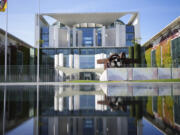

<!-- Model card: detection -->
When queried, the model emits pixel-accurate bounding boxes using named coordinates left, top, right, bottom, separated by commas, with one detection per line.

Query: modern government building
left=35, top=12, right=140, bottom=80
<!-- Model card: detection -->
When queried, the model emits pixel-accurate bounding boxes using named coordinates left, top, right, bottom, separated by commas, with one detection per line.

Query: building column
left=95, top=54, right=99, bottom=69
left=74, top=54, right=79, bottom=69
left=69, top=54, right=73, bottom=68
left=49, top=26, right=54, bottom=47
left=119, top=25, right=126, bottom=47
left=116, top=24, right=120, bottom=47
left=69, top=96, right=73, bottom=111
left=102, top=26, right=106, bottom=47
left=54, top=26, right=59, bottom=48
left=54, top=88, right=59, bottom=111
left=58, top=53, right=64, bottom=67
left=67, top=27, right=71, bottom=47
left=77, top=30, right=82, bottom=47
left=93, top=29, right=97, bottom=47
left=58, top=87, right=63, bottom=112
left=73, top=27, right=76, bottom=47
left=54, top=54, right=59, bottom=68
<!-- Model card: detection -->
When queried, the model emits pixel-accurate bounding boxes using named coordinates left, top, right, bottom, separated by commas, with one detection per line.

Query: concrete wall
left=49, top=26, right=69, bottom=48
left=100, top=83, right=180, bottom=97
left=100, top=68, right=180, bottom=81
left=119, top=25, right=126, bottom=47
left=132, top=14, right=141, bottom=44
left=105, top=28, right=116, bottom=46
left=59, top=28, right=69, bottom=47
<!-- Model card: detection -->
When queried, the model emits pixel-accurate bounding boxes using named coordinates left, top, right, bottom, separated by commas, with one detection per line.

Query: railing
left=0, top=65, right=57, bottom=82
left=1, top=64, right=180, bottom=82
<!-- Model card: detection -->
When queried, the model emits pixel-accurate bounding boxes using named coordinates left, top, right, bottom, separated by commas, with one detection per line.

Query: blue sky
left=0, top=0, right=180, bottom=46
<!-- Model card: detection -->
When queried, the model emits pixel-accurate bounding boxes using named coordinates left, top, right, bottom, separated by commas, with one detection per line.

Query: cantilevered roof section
left=41, top=12, right=138, bottom=27
left=143, top=16, right=180, bottom=47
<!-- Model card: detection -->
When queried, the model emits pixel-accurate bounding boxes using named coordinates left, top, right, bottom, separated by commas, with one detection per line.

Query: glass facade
left=126, top=25, right=134, bottom=47
left=80, top=95, right=95, bottom=109
left=40, top=48, right=129, bottom=66
left=57, top=49, right=70, bottom=55
left=41, top=49, right=55, bottom=65
left=41, top=27, right=49, bottom=48
left=80, top=49, right=95, bottom=55
left=40, top=24, right=135, bottom=48
left=64, top=55, right=69, bottom=67
left=39, top=24, right=132, bottom=68
left=80, top=55, right=95, bottom=69
left=79, top=28, right=94, bottom=47
left=97, top=29, right=102, bottom=46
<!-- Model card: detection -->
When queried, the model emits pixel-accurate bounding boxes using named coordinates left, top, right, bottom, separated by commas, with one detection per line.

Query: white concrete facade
left=73, top=54, right=80, bottom=69
left=118, top=25, right=126, bottom=47
left=58, top=53, right=64, bottom=67
left=54, top=54, right=59, bottom=67
left=36, top=12, right=140, bottom=48
left=132, top=14, right=141, bottom=43
left=69, top=54, right=73, bottom=68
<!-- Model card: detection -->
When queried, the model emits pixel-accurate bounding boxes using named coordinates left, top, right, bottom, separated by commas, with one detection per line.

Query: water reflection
left=0, top=83, right=180, bottom=135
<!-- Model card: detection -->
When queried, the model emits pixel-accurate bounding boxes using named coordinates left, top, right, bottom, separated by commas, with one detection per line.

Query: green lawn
left=131, top=79, right=180, bottom=82
left=65, top=80, right=122, bottom=83
left=65, top=79, right=180, bottom=83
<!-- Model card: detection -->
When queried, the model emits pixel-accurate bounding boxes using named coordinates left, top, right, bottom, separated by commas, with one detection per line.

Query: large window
left=41, top=27, right=49, bottom=48
left=57, top=49, right=70, bottom=55
left=80, top=49, right=95, bottom=55
left=95, top=48, right=104, bottom=54
left=79, top=28, right=94, bottom=47
left=41, top=49, right=56, bottom=65
left=73, top=49, right=79, bottom=54
left=95, top=48, right=129, bottom=56
left=80, top=95, right=95, bottom=109
left=126, top=25, right=134, bottom=47
left=126, top=25, right=134, bottom=33
left=80, top=55, right=95, bottom=69
left=97, top=29, right=102, bottom=46
left=63, top=55, right=69, bottom=67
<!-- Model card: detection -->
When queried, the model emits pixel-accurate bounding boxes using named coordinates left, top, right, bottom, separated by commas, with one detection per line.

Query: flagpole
left=36, top=0, right=40, bottom=134
left=4, top=0, right=8, bottom=82
left=37, top=0, right=40, bottom=82
left=3, top=1, right=8, bottom=134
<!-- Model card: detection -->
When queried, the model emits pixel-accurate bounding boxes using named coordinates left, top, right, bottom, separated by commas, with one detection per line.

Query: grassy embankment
left=65, top=79, right=180, bottom=83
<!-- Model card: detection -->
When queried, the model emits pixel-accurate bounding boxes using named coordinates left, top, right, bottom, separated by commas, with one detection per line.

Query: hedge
left=162, top=39, right=172, bottom=67
left=145, top=48, right=151, bottom=67
left=156, top=45, right=161, bottom=67
left=129, top=46, right=134, bottom=67
left=134, top=44, right=141, bottom=67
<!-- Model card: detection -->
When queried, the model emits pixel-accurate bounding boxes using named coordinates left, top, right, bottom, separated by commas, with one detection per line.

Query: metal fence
left=0, top=65, right=57, bottom=82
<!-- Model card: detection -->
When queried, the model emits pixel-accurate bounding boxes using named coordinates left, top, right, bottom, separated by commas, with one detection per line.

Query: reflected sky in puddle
left=0, top=83, right=180, bottom=135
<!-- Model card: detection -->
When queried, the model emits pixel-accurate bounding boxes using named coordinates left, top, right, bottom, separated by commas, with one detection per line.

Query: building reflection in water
left=52, top=85, right=140, bottom=135
left=1, top=84, right=180, bottom=135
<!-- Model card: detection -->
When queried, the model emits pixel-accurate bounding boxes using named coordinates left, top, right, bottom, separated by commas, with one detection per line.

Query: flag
left=0, top=0, right=7, bottom=12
